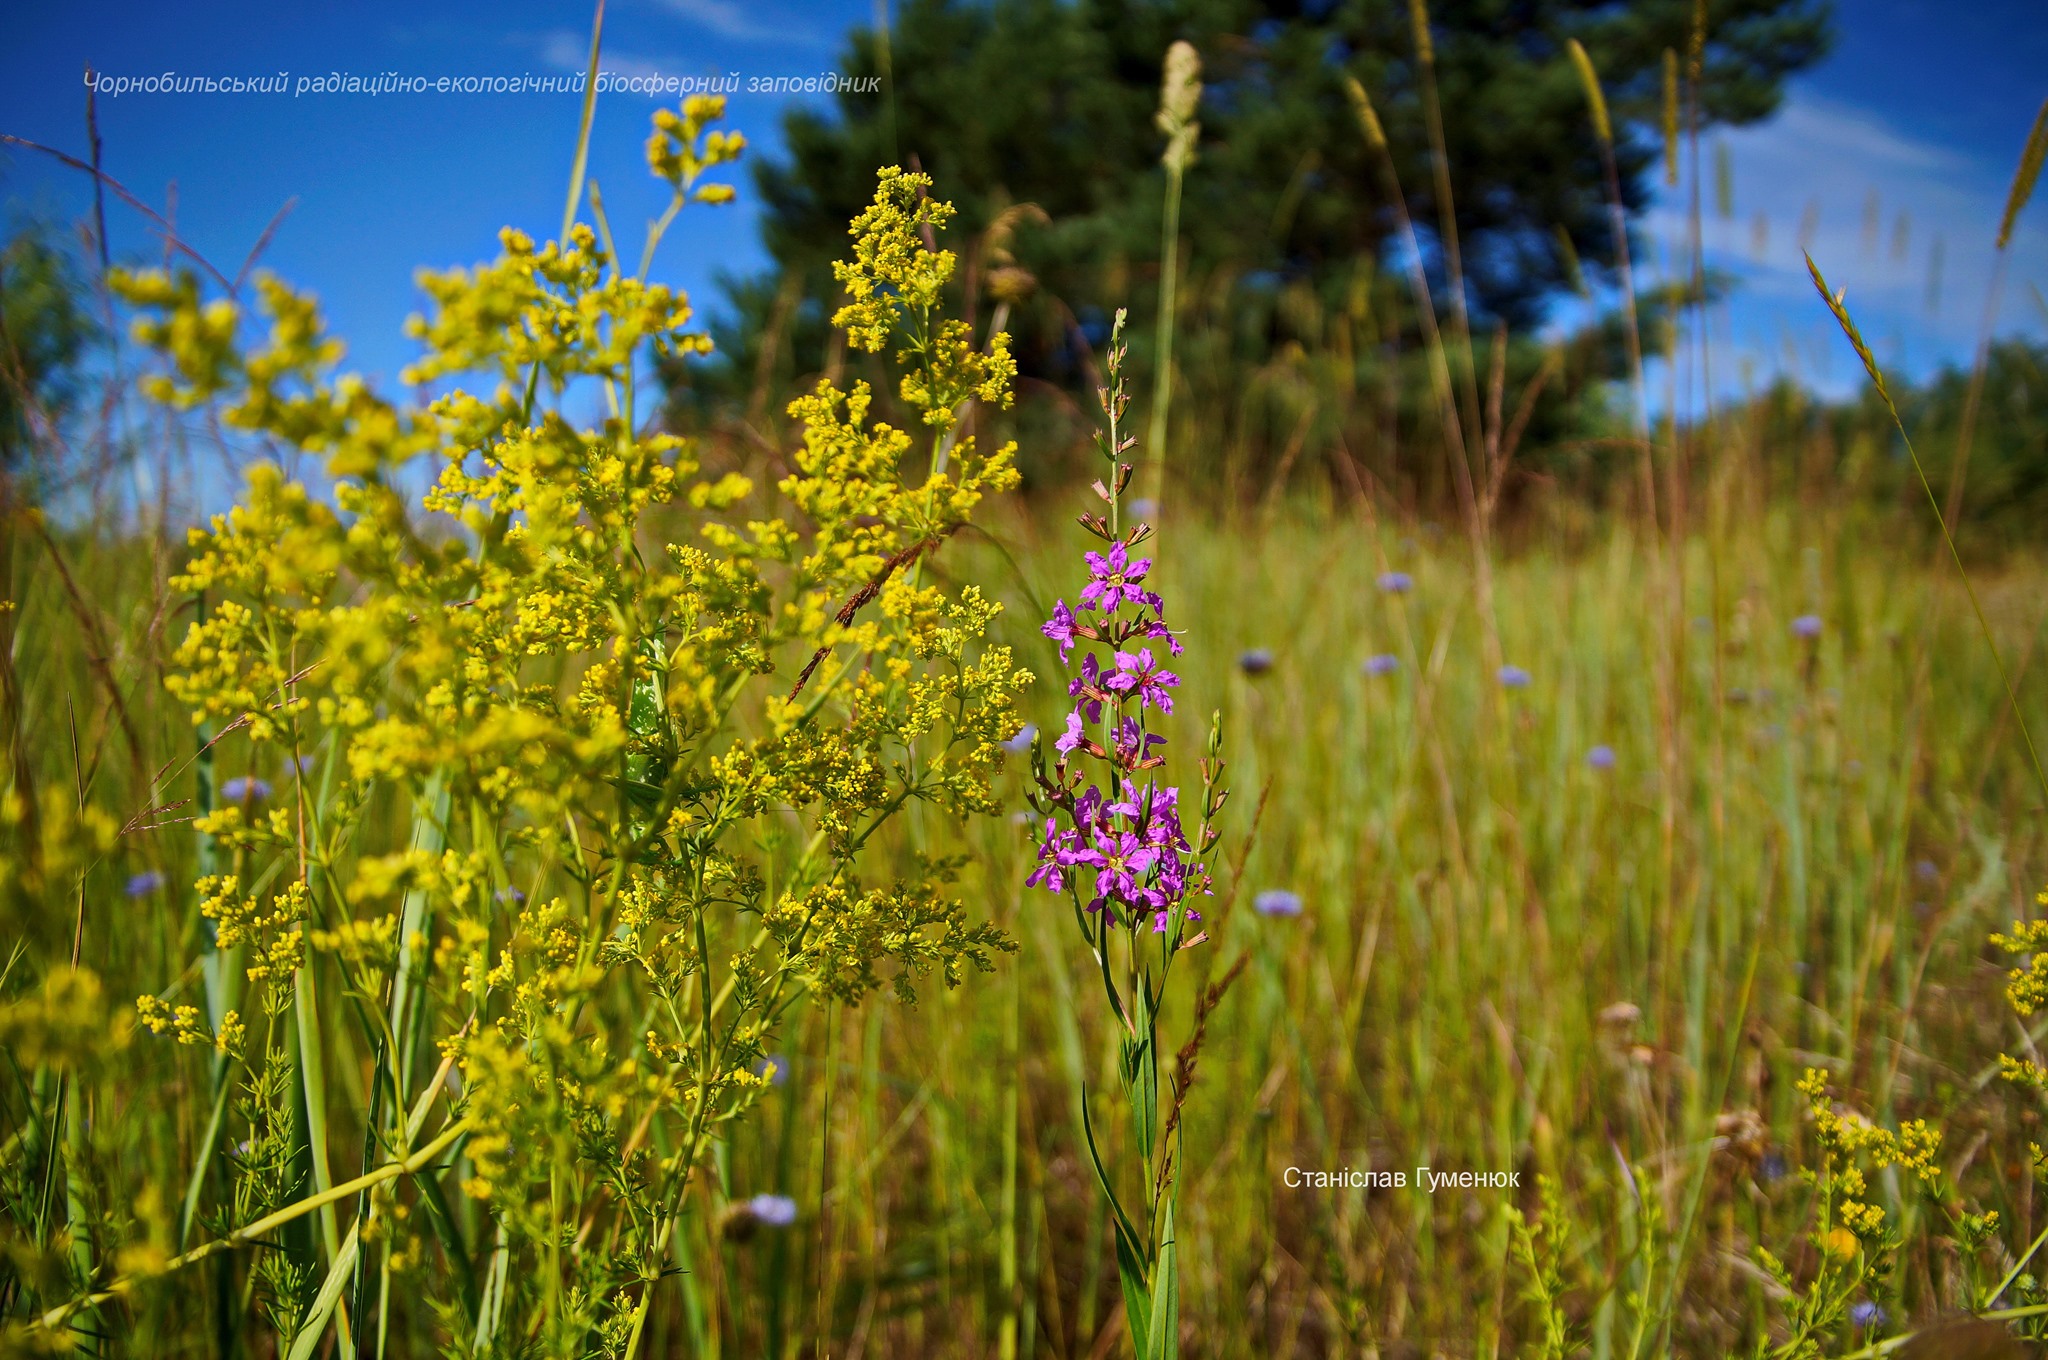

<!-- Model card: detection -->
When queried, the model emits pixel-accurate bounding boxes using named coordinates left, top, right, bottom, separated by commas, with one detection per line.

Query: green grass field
left=9, top=470, right=2048, bottom=1355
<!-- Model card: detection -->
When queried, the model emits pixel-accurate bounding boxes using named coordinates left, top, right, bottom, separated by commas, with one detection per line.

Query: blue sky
left=2, top=0, right=2045, bottom=408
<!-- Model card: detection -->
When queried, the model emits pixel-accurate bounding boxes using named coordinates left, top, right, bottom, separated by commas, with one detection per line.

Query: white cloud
left=1634, top=88, right=2048, bottom=402
left=652, top=0, right=807, bottom=45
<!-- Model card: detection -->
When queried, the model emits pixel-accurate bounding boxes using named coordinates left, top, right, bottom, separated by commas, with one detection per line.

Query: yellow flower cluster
left=1796, top=1068, right=1942, bottom=1245
left=110, top=96, right=1031, bottom=1348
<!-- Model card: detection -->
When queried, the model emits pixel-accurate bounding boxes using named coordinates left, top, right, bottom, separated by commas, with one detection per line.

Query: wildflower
left=220, top=776, right=271, bottom=803
left=748, top=1194, right=798, bottom=1227
left=1002, top=724, right=1038, bottom=753
left=1128, top=497, right=1160, bottom=520
left=1042, top=600, right=1080, bottom=664
left=1105, top=648, right=1178, bottom=714
left=1914, top=858, right=1939, bottom=883
left=1238, top=648, right=1273, bottom=676
left=1792, top=613, right=1823, bottom=638
left=1376, top=571, right=1413, bottom=593
left=1082, top=540, right=1162, bottom=614
left=1849, top=1301, right=1886, bottom=1329
left=126, top=870, right=166, bottom=898
left=1587, top=744, right=1616, bottom=770
left=751, top=1055, right=787, bottom=1086
left=1362, top=653, right=1398, bottom=676
left=1254, top=889, right=1303, bottom=918
left=1498, top=665, right=1531, bottom=689
left=1025, top=311, right=1220, bottom=942
left=288, top=753, right=315, bottom=775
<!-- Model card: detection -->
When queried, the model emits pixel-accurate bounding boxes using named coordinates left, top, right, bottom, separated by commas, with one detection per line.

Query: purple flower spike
left=1587, top=744, right=1616, bottom=770
left=1254, top=889, right=1303, bottom=917
left=1498, top=665, right=1531, bottom=689
left=1377, top=571, right=1413, bottom=594
left=1792, top=614, right=1822, bottom=638
left=1363, top=653, right=1398, bottom=676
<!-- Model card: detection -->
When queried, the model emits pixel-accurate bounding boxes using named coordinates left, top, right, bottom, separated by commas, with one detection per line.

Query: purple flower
left=1028, top=817, right=1104, bottom=894
left=752, top=1055, right=788, bottom=1086
left=1142, top=617, right=1186, bottom=657
left=1080, top=541, right=1161, bottom=614
left=221, top=776, right=271, bottom=803
left=495, top=886, right=525, bottom=904
left=1587, top=744, right=1616, bottom=770
left=1003, top=724, right=1038, bottom=754
left=125, top=870, right=166, bottom=898
left=1498, top=665, right=1531, bottom=689
left=1128, top=497, right=1160, bottom=521
left=1110, top=719, right=1165, bottom=766
left=1848, top=1301, right=1885, bottom=1329
left=1792, top=614, right=1822, bottom=638
left=1376, top=571, right=1413, bottom=594
left=1105, top=648, right=1178, bottom=714
left=1042, top=600, right=1080, bottom=663
left=1254, top=889, right=1303, bottom=917
left=747, top=1194, right=798, bottom=1227
left=1025, top=518, right=1214, bottom=939
left=288, top=753, right=316, bottom=775
left=1068, top=653, right=1107, bottom=722
left=1362, top=653, right=1398, bottom=676
left=1238, top=648, right=1273, bottom=676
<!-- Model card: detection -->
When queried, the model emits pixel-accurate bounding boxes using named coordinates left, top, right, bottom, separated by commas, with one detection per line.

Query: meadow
left=7, top=14, right=2048, bottom=1360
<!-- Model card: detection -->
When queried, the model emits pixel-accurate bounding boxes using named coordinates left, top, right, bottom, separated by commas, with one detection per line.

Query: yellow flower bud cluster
left=109, top=96, right=1033, bottom=1344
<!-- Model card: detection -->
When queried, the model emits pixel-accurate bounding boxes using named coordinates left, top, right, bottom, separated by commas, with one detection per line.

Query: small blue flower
left=1253, top=889, right=1303, bottom=918
left=1848, top=1300, right=1886, bottom=1329
left=1587, top=745, right=1616, bottom=770
left=1498, top=665, right=1531, bottom=689
left=1128, top=497, right=1160, bottom=521
left=220, top=776, right=271, bottom=803
left=1792, top=614, right=1823, bottom=638
left=1376, top=571, right=1413, bottom=594
left=1238, top=648, right=1274, bottom=676
left=1362, top=653, right=1399, bottom=676
left=752, top=1055, right=788, bottom=1086
left=1002, top=724, right=1037, bottom=754
left=289, top=753, right=316, bottom=775
left=126, top=870, right=166, bottom=898
left=747, top=1194, right=798, bottom=1227
left=495, top=886, right=525, bottom=904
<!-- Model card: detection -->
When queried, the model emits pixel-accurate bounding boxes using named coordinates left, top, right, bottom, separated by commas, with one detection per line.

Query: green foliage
left=0, top=220, right=99, bottom=484
left=728, top=0, right=1826, bottom=367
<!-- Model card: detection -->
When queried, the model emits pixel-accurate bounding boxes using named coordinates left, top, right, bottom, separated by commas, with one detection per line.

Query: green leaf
left=1146, top=1196, right=1179, bottom=1360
